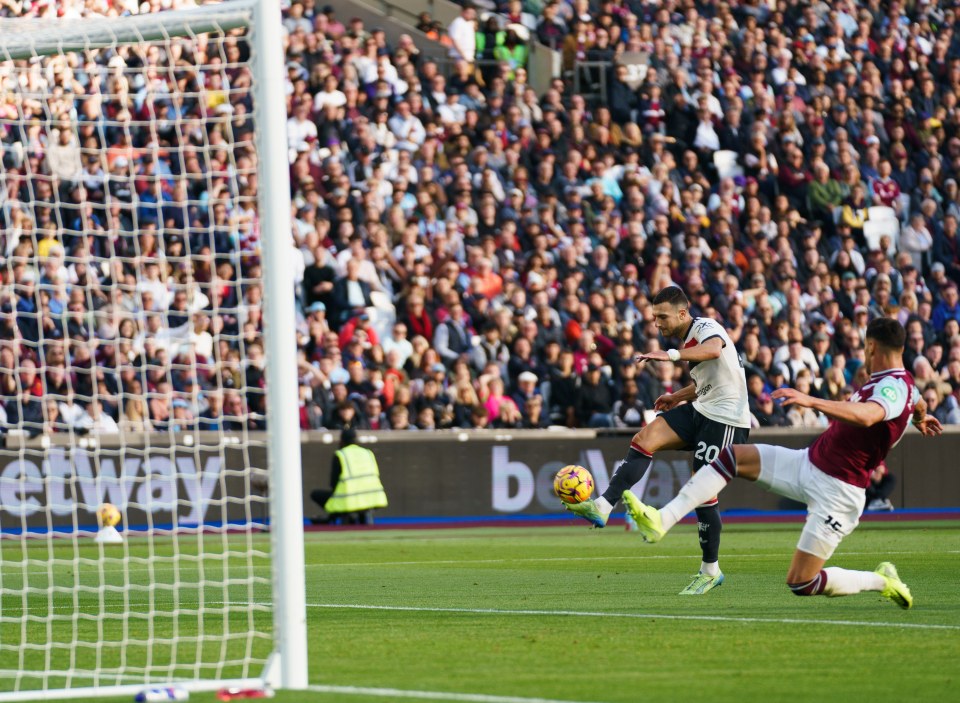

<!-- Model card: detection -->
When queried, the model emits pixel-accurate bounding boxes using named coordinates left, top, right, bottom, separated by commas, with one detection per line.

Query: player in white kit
left=623, top=318, right=942, bottom=608
left=567, top=286, right=751, bottom=595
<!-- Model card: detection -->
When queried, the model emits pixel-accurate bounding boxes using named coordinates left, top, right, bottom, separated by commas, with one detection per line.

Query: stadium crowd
left=2, top=0, right=960, bottom=437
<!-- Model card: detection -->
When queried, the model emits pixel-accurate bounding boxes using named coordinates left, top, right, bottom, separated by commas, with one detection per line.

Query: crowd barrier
left=1, top=426, right=958, bottom=532
left=298, top=426, right=960, bottom=518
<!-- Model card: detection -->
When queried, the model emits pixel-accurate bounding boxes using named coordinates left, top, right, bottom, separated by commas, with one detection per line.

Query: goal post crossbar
left=0, top=0, right=256, bottom=62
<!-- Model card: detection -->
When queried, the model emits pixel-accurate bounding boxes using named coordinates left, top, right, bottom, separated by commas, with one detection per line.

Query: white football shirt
left=682, top=317, right=751, bottom=428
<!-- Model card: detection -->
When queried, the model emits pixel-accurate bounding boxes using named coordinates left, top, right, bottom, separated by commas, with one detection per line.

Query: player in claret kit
left=566, top=286, right=751, bottom=595
left=623, top=318, right=942, bottom=608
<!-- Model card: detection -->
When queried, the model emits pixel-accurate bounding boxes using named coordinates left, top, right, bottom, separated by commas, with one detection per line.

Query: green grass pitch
left=2, top=520, right=959, bottom=703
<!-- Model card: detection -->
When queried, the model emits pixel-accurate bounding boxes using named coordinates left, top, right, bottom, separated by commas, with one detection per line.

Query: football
left=97, top=503, right=121, bottom=529
left=553, top=465, right=594, bottom=504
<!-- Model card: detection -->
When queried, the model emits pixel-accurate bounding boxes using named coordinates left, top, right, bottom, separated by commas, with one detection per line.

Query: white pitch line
left=6, top=600, right=959, bottom=633
left=307, top=684, right=604, bottom=703
left=306, top=602, right=960, bottom=632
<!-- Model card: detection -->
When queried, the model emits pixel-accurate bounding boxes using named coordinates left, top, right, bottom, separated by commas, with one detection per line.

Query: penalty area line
left=307, top=602, right=960, bottom=632
left=307, top=684, right=603, bottom=703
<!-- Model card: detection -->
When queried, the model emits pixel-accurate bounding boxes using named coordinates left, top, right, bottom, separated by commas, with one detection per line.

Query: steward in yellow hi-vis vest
left=310, top=427, right=387, bottom=525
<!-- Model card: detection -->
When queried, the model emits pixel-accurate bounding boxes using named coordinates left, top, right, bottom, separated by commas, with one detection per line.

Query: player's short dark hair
left=866, top=318, right=906, bottom=350
left=652, top=286, right=689, bottom=309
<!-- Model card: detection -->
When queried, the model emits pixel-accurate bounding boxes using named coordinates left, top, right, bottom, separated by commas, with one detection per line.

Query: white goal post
left=0, top=0, right=308, bottom=698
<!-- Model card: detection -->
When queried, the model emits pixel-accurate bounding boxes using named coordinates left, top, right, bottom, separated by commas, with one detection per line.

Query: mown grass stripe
left=9, top=549, right=957, bottom=575
left=307, top=684, right=604, bottom=703
left=305, top=602, right=960, bottom=631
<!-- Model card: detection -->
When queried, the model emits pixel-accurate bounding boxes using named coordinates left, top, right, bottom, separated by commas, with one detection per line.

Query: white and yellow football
left=97, top=503, right=122, bottom=529
left=553, top=465, right=594, bottom=504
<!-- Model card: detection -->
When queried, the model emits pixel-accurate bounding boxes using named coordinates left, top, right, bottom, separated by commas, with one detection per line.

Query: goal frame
left=0, top=0, right=309, bottom=697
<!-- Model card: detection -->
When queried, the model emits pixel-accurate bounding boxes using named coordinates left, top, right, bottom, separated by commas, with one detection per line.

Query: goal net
left=0, top=1, right=307, bottom=698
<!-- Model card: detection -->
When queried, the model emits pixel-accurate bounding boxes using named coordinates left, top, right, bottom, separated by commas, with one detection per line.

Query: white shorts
left=756, top=444, right=867, bottom=560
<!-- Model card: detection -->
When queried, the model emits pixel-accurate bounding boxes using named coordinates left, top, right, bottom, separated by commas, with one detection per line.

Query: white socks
left=822, top=567, right=887, bottom=597
left=594, top=495, right=613, bottom=517
left=700, top=561, right=720, bottom=577
left=660, top=466, right=730, bottom=532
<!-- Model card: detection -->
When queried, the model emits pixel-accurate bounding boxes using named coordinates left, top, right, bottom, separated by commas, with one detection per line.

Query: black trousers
left=866, top=474, right=896, bottom=503
left=310, top=488, right=374, bottom=525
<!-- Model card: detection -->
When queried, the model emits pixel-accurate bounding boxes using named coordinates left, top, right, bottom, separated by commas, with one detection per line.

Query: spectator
left=807, top=163, right=844, bottom=227
left=932, top=284, right=960, bottom=333
left=387, top=100, right=426, bottom=152
left=382, top=321, right=414, bottom=369
left=576, top=364, right=615, bottom=428
left=433, top=301, right=472, bottom=368
left=520, top=394, right=548, bottom=429
left=470, top=321, right=509, bottom=375
left=447, top=2, right=477, bottom=64
left=42, top=399, right=62, bottom=435
left=400, top=295, right=433, bottom=343
left=511, top=370, right=541, bottom=411
left=612, top=378, right=647, bottom=429
left=58, top=391, right=85, bottom=430
left=5, top=387, right=44, bottom=437
left=46, top=124, right=83, bottom=183
left=467, top=404, right=490, bottom=429
left=491, top=398, right=522, bottom=429
left=303, top=248, right=337, bottom=311
left=332, top=259, right=373, bottom=327
left=901, top=214, right=934, bottom=272
left=1, top=0, right=959, bottom=443
left=170, top=399, right=196, bottom=433
left=922, top=383, right=960, bottom=426
left=388, top=404, right=412, bottom=430
left=493, top=25, right=529, bottom=82
left=865, top=461, right=897, bottom=512
left=751, top=392, right=788, bottom=428
left=360, top=396, right=389, bottom=430
left=416, top=12, right=440, bottom=38
left=784, top=372, right=823, bottom=428
left=199, top=392, right=225, bottom=431
left=414, top=374, right=451, bottom=425
left=934, top=215, right=960, bottom=286
left=416, top=405, right=438, bottom=430
left=537, top=2, right=567, bottom=48
left=120, top=396, right=151, bottom=433
left=74, top=399, right=120, bottom=435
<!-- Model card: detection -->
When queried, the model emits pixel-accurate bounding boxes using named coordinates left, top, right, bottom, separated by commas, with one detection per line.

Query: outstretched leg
left=786, top=550, right=911, bottom=608
left=624, top=443, right=914, bottom=608
left=565, top=416, right=686, bottom=527
left=622, top=444, right=760, bottom=542
left=602, top=442, right=654, bottom=505
left=663, top=445, right=760, bottom=531
left=603, top=417, right=687, bottom=502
